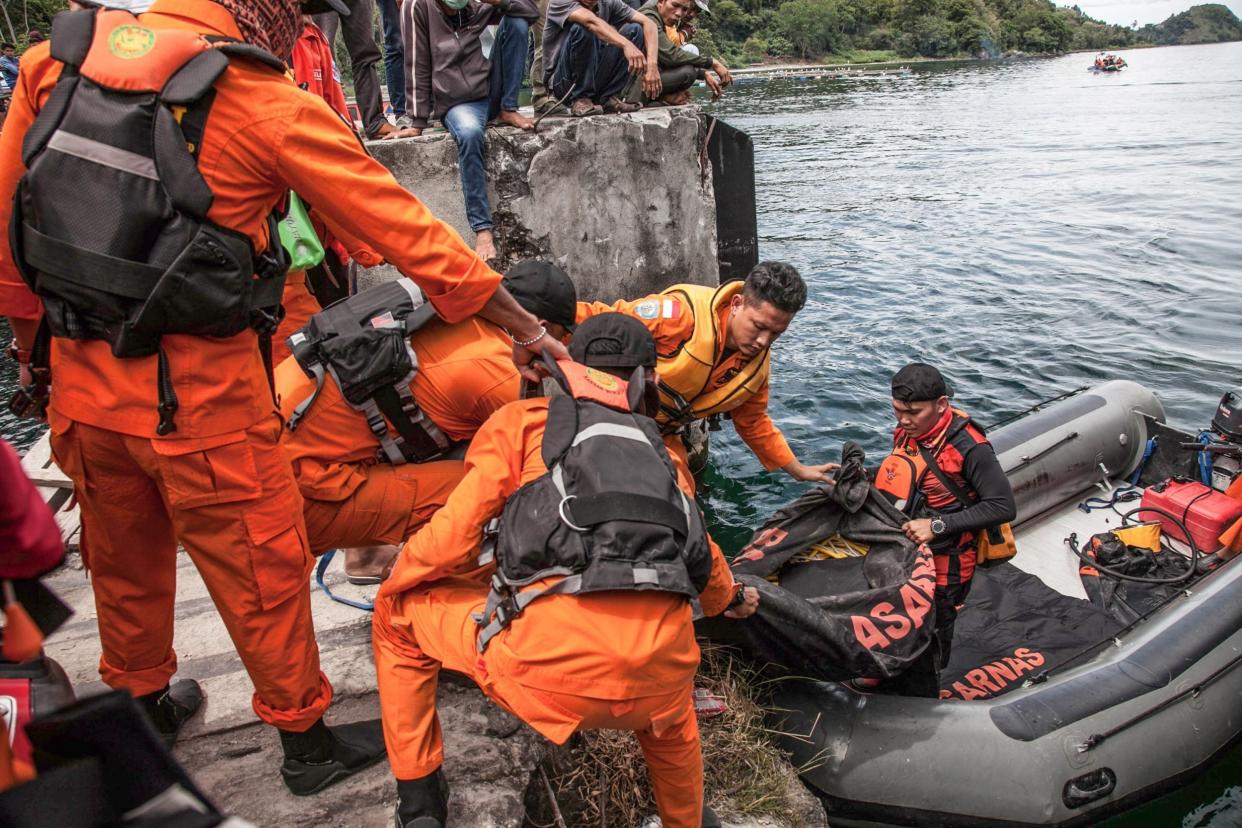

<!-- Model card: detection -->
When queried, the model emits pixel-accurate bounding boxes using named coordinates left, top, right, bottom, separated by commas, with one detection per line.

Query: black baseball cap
left=303, top=0, right=351, bottom=17
left=570, top=313, right=657, bottom=370
left=503, top=260, right=578, bottom=332
left=891, top=362, right=951, bottom=402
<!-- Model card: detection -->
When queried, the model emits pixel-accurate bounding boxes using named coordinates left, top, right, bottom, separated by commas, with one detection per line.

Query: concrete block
left=361, top=107, right=719, bottom=302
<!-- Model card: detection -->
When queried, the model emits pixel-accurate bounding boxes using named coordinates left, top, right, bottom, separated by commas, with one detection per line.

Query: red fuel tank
left=1140, top=479, right=1242, bottom=554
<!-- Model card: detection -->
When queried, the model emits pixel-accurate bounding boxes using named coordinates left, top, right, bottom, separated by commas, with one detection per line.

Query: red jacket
left=0, top=439, right=63, bottom=579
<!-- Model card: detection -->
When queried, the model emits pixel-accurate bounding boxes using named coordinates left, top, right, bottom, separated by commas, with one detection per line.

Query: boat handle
left=1062, top=768, right=1116, bottom=808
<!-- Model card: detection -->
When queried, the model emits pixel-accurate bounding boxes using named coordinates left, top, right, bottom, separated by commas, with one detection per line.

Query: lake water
left=2, top=41, right=1239, bottom=826
left=700, top=42, right=1242, bottom=827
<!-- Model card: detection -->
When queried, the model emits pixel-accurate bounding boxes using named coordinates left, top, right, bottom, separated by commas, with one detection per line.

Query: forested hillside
left=695, top=0, right=1149, bottom=64
left=1139, top=3, right=1242, bottom=44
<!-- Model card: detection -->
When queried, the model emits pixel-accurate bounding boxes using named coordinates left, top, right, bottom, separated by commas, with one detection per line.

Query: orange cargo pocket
left=152, top=431, right=261, bottom=510
left=244, top=493, right=314, bottom=611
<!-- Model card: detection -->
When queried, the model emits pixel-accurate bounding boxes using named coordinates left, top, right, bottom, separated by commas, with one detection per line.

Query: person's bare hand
left=724, top=586, right=760, bottom=619
left=512, top=332, right=570, bottom=384
left=643, top=65, right=662, bottom=99
left=623, top=42, right=646, bottom=75
left=705, top=72, right=722, bottom=100
left=383, top=127, right=423, bottom=139
left=902, top=519, right=936, bottom=544
left=713, top=60, right=732, bottom=87
left=784, top=460, right=836, bottom=483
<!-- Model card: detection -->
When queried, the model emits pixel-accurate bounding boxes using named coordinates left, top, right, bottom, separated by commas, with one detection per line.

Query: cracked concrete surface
left=361, top=107, right=718, bottom=300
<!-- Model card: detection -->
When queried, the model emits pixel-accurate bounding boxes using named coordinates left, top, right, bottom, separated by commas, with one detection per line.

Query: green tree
left=777, top=0, right=856, bottom=57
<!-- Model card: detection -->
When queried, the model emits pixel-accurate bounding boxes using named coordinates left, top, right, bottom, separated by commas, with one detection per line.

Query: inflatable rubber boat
left=721, top=381, right=1242, bottom=827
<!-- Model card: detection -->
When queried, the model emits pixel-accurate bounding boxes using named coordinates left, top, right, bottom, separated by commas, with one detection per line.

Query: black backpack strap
left=541, top=395, right=578, bottom=467
left=49, top=8, right=98, bottom=67
left=211, top=41, right=288, bottom=74
left=564, top=493, right=689, bottom=537
left=370, top=385, right=450, bottom=462
left=160, top=48, right=229, bottom=104
left=21, top=10, right=98, bottom=165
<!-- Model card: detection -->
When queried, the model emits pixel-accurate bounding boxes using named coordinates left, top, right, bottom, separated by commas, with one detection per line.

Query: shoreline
left=730, top=42, right=1177, bottom=76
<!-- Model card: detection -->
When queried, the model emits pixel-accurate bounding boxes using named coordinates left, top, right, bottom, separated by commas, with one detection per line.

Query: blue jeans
left=377, top=0, right=406, bottom=117
left=549, top=21, right=644, bottom=105
left=442, top=16, right=529, bottom=232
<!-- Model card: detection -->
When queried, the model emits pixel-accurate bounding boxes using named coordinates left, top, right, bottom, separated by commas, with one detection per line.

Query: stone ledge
left=361, top=106, right=719, bottom=301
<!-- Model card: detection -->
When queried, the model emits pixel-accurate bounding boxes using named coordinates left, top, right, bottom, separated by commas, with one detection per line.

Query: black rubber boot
left=394, top=768, right=449, bottom=828
left=702, top=804, right=723, bottom=827
left=136, top=679, right=203, bottom=748
left=279, top=718, right=388, bottom=796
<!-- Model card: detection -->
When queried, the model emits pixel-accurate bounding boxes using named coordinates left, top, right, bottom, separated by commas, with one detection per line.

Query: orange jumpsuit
left=275, top=318, right=522, bottom=552
left=577, top=293, right=795, bottom=494
left=0, top=0, right=500, bottom=731
left=371, top=398, right=739, bottom=828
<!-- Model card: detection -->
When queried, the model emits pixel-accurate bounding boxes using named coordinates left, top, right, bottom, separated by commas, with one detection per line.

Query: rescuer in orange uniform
left=0, top=0, right=566, bottom=795
left=275, top=261, right=578, bottom=580
left=577, top=261, right=833, bottom=495
left=372, top=314, right=758, bottom=828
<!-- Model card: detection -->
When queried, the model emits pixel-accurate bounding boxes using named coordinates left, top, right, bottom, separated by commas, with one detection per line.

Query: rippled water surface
left=700, top=42, right=1242, bottom=825
left=1, top=41, right=1239, bottom=825
left=699, top=42, right=1242, bottom=550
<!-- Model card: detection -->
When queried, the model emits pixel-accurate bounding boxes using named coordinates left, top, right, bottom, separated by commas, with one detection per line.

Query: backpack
left=474, top=358, right=713, bottom=652
left=285, top=278, right=454, bottom=464
left=10, top=9, right=291, bottom=434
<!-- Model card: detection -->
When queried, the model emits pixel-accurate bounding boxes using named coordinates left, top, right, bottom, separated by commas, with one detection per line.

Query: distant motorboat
left=1090, top=53, right=1128, bottom=72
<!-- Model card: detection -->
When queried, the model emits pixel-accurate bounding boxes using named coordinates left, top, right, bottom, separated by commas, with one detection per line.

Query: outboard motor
left=1205, top=389, right=1242, bottom=491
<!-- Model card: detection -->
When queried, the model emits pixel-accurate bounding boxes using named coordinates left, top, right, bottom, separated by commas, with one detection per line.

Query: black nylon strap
left=22, top=224, right=164, bottom=297
left=566, top=493, right=688, bottom=536
left=372, top=384, right=446, bottom=462
left=916, top=443, right=976, bottom=510
left=49, top=8, right=97, bottom=67
left=212, top=41, right=287, bottom=73
left=160, top=48, right=229, bottom=104
left=152, top=105, right=214, bottom=218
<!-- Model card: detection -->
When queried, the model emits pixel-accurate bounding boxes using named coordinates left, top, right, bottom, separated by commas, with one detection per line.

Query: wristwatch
left=930, top=517, right=947, bottom=537
left=726, top=586, right=747, bottom=610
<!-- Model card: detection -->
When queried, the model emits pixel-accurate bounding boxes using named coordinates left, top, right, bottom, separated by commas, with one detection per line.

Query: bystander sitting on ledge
left=633, top=0, right=731, bottom=105
left=393, top=0, right=539, bottom=261
left=543, top=0, right=662, bottom=115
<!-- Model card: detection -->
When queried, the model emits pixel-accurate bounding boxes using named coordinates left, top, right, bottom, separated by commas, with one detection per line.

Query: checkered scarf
left=213, top=0, right=302, bottom=59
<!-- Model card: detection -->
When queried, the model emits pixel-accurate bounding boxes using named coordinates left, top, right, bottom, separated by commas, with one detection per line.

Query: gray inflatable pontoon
left=773, top=381, right=1242, bottom=826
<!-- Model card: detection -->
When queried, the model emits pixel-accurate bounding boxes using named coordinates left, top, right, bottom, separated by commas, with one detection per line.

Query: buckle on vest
left=156, top=398, right=179, bottom=436
left=492, top=595, right=518, bottom=628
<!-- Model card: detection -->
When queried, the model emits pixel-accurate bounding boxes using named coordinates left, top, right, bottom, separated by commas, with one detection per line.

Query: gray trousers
left=530, top=0, right=551, bottom=108
left=314, top=0, right=387, bottom=138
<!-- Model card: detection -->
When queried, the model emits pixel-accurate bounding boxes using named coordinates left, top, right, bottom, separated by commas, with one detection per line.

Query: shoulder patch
left=636, top=300, right=659, bottom=319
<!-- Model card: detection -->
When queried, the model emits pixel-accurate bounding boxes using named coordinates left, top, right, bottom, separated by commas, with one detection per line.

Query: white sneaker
left=394, top=114, right=415, bottom=130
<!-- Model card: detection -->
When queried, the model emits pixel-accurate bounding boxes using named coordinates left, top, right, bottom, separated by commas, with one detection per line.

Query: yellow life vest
left=655, top=281, right=770, bottom=431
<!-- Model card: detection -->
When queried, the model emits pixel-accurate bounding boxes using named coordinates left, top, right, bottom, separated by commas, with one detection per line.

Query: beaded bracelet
left=511, top=326, right=547, bottom=348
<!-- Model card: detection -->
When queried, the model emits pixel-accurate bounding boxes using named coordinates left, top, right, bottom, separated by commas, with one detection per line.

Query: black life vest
left=474, top=359, right=713, bottom=652
left=11, top=9, right=291, bottom=434
left=285, top=278, right=454, bottom=464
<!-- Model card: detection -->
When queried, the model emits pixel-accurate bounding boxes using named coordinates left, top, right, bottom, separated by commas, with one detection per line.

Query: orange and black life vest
left=15, top=8, right=290, bottom=434
left=874, top=410, right=984, bottom=515
left=474, top=357, right=711, bottom=652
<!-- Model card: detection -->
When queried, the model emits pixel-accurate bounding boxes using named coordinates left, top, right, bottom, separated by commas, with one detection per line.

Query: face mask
left=440, top=0, right=470, bottom=11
